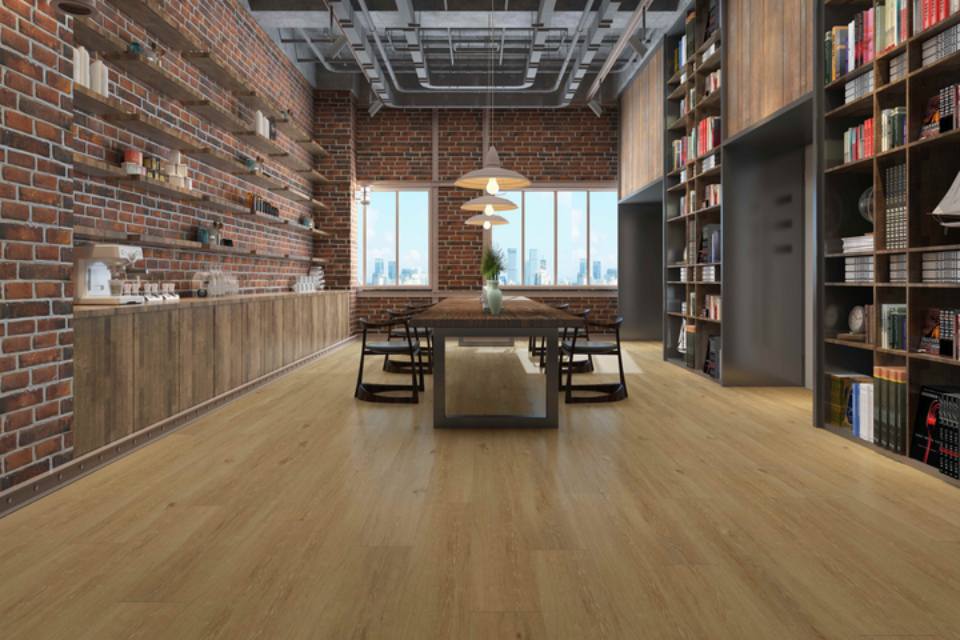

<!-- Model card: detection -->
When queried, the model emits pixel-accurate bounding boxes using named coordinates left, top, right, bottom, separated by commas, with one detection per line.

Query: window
left=359, top=189, right=430, bottom=287
left=491, top=189, right=618, bottom=287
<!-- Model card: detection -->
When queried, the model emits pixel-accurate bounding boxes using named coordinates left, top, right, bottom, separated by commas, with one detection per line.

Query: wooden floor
left=2, top=341, right=960, bottom=639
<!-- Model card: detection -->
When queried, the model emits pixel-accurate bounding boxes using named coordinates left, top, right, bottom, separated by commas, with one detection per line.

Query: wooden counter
left=73, top=291, right=351, bottom=455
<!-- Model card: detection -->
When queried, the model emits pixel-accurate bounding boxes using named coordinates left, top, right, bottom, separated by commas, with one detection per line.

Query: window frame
left=490, top=187, right=619, bottom=291
left=358, top=186, right=433, bottom=290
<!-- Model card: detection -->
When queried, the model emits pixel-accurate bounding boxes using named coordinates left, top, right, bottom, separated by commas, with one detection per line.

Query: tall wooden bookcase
left=663, top=0, right=725, bottom=383
left=817, top=0, right=960, bottom=481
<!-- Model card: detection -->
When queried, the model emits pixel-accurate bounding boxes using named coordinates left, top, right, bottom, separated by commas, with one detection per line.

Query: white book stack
left=889, top=254, right=907, bottom=282
left=922, top=250, right=960, bottom=283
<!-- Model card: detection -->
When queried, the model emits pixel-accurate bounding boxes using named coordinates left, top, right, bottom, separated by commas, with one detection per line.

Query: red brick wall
left=1, top=0, right=75, bottom=491
left=72, top=0, right=319, bottom=293
left=314, top=91, right=356, bottom=290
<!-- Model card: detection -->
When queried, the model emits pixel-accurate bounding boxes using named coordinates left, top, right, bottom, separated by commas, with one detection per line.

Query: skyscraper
left=372, top=258, right=385, bottom=285
left=578, top=258, right=587, bottom=285
left=592, top=260, right=602, bottom=283
left=526, top=249, right=539, bottom=286
left=506, top=248, right=519, bottom=285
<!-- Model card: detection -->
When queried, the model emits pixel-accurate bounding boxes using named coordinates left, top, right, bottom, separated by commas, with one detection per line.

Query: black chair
left=355, top=316, right=425, bottom=403
left=383, top=305, right=434, bottom=374
left=548, top=308, right=595, bottom=374
left=529, top=303, right=569, bottom=362
left=560, top=316, right=627, bottom=403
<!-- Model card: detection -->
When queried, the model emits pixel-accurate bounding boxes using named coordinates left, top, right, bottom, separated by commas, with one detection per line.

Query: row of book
left=877, top=0, right=911, bottom=52
left=879, top=107, right=907, bottom=151
left=844, top=255, right=875, bottom=282
left=921, top=249, right=960, bottom=283
left=825, top=8, right=876, bottom=83
left=700, top=265, right=719, bottom=282
left=885, top=163, right=908, bottom=249
left=678, top=192, right=695, bottom=215
left=827, top=368, right=908, bottom=452
left=701, top=153, right=719, bottom=172
left=882, top=303, right=908, bottom=350
left=672, top=139, right=688, bottom=172
left=689, top=116, right=722, bottom=159
left=703, top=184, right=721, bottom=209
left=700, top=224, right=721, bottom=264
left=889, top=52, right=907, bottom=83
left=890, top=253, right=907, bottom=282
left=841, top=233, right=874, bottom=253
left=704, top=70, right=721, bottom=96
left=844, top=72, right=874, bottom=104
left=915, top=0, right=960, bottom=33
left=702, top=294, right=721, bottom=321
left=920, top=20, right=960, bottom=65
left=842, top=117, right=874, bottom=164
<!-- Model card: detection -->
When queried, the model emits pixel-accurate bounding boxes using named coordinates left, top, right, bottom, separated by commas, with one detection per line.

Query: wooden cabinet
left=619, top=45, right=664, bottom=199
left=74, top=292, right=351, bottom=455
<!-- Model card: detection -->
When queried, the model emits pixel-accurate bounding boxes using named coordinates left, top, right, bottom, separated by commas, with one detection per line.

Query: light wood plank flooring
left=2, top=341, right=959, bottom=639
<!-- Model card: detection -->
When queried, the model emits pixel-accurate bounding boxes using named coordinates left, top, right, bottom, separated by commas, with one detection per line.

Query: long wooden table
left=411, top=296, right=582, bottom=429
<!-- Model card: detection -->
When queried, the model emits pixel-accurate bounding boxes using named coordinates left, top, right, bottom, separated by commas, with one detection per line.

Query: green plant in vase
left=481, top=247, right=504, bottom=315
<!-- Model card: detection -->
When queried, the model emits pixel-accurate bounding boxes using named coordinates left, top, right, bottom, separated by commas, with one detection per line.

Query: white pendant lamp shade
left=460, top=194, right=518, bottom=213
left=932, top=170, right=960, bottom=227
left=455, top=146, right=531, bottom=192
left=466, top=213, right=509, bottom=230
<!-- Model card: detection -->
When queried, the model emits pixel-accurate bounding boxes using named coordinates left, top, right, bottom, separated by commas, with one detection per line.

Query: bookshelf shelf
left=661, top=0, right=723, bottom=385
left=818, top=0, right=960, bottom=486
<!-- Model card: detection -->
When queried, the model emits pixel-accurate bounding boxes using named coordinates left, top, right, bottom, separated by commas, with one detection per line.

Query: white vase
left=485, top=280, right=503, bottom=315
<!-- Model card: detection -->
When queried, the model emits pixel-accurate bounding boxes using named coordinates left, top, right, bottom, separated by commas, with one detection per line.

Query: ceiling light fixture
left=455, top=0, right=530, bottom=198
left=466, top=213, right=509, bottom=230
left=461, top=194, right=518, bottom=213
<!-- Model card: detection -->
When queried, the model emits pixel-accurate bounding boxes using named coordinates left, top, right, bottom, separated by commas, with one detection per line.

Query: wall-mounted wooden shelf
left=196, top=195, right=247, bottom=215
left=231, top=169, right=282, bottom=190
left=188, top=147, right=248, bottom=174
left=183, top=99, right=248, bottom=132
left=234, top=130, right=284, bottom=157
left=269, top=186, right=311, bottom=203
left=235, top=89, right=283, bottom=120
left=299, top=168, right=331, bottom=183
left=73, top=17, right=126, bottom=53
left=73, top=152, right=126, bottom=179
left=104, top=53, right=204, bottom=104
left=114, top=175, right=201, bottom=202
left=296, top=138, right=328, bottom=156
left=104, top=0, right=203, bottom=52
left=103, top=111, right=201, bottom=153
left=269, top=152, right=313, bottom=173
left=74, top=85, right=131, bottom=118
left=182, top=50, right=249, bottom=94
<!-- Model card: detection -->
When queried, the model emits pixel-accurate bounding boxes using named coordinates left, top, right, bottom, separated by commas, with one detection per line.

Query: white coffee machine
left=73, top=244, right=146, bottom=305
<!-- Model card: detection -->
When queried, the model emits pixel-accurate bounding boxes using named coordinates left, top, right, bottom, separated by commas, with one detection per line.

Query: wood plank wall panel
left=74, top=293, right=351, bottom=455
left=178, top=306, right=216, bottom=413
left=726, top=0, right=812, bottom=137
left=619, top=45, right=664, bottom=199
left=134, top=310, right=181, bottom=432
left=215, top=303, right=244, bottom=396
left=73, top=316, right=135, bottom=456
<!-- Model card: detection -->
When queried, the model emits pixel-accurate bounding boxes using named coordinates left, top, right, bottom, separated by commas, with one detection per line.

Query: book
left=881, top=304, right=908, bottom=350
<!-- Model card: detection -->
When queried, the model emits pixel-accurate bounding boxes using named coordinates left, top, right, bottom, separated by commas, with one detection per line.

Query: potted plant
left=481, top=247, right=504, bottom=315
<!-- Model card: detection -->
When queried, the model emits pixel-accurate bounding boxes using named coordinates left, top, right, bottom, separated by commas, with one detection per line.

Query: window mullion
left=553, top=191, right=558, bottom=287
left=395, top=191, right=400, bottom=286
left=586, top=190, right=591, bottom=286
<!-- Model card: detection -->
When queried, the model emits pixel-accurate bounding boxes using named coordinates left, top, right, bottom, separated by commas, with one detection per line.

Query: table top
left=410, top=296, right=583, bottom=329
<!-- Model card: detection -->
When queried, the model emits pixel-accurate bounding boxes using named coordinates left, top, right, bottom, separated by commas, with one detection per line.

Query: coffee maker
left=73, top=244, right=146, bottom=305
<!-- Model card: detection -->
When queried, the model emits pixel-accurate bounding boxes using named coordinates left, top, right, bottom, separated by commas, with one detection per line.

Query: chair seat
left=562, top=340, right=618, bottom=355
left=366, top=342, right=421, bottom=355
left=389, top=328, right=431, bottom=339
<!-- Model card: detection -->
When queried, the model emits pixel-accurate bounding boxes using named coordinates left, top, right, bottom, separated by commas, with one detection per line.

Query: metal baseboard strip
left=0, top=336, right=357, bottom=519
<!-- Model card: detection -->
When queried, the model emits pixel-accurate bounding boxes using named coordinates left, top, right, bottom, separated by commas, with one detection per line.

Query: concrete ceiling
left=242, top=0, right=682, bottom=109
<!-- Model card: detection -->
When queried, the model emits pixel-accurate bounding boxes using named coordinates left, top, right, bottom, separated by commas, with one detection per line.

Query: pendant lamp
left=932, top=170, right=960, bottom=228
left=466, top=213, right=509, bottom=230
left=461, top=194, right=517, bottom=213
left=456, top=146, right=531, bottom=194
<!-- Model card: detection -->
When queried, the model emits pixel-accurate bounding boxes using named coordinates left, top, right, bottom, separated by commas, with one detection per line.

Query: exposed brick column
left=1, top=1, right=75, bottom=491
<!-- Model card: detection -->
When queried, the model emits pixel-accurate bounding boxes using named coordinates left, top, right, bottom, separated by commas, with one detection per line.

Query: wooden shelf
left=182, top=50, right=250, bottom=94
left=269, top=152, right=313, bottom=173
left=311, top=198, right=329, bottom=210
left=73, top=85, right=131, bottom=118
left=183, top=99, right=248, bottom=132
left=114, top=175, right=201, bottom=202
left=234, top=131, right=285, bottom=157
left=73, top=17, right=126, bottom=53
left=825, top=63, right=874, bottom=91
left=196, top=194, right=247, bottom=215
left=825, top=337, right=875, bottom=351
left=234, top=89, right=283, bottom=120
left=825, top=94, right=873, bottom=119
left=188, top=147, right=248, bottom=174
left=298, top=168, right=331, bottom=183
left=296, top=138, right=329, bottom=156
left=910, top=352, right=960, bottom=367
left=103, top=111, right=201, bottom=153
left=825, top=156, right=874, bottom=175
left=73, top=153, right=125, bottom=179
left=104, top=0, right=202, bottom=52
left=231, top=169, right=282, bottom=190
left=104, top=53, right=204, bottom=104
left=269, top=186, right=311, bottom=203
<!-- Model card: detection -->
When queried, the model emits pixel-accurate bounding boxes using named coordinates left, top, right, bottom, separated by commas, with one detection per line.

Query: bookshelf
left=663, top=0, right=724, bottom=383
left=818, top=0, right=960, bottom=483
